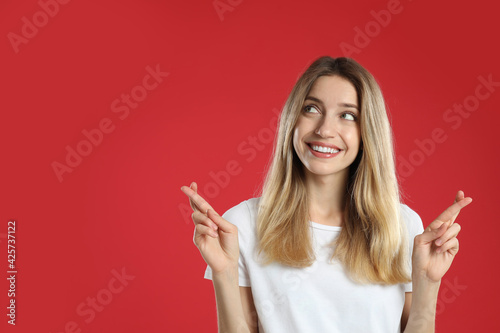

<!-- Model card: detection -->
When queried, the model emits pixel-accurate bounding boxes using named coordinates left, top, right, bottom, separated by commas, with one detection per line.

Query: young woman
left=181, top=56, right=472, bottom=333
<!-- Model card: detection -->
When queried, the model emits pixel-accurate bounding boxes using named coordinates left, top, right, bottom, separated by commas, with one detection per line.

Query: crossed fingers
left=181, top=182, right=214, bottom=215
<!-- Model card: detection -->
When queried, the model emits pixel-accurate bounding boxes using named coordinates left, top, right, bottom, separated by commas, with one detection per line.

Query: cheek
left=292, top=127, right=300, bottom=152
left=343, top=127, right=361, bottom=149
left=355, top=128, right=361, bottom=146
left=292, top=118, right=309, bottom=143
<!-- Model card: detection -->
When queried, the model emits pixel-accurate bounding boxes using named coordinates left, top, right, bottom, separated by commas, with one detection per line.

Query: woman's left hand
left=412, top=191, right=473, bottom=283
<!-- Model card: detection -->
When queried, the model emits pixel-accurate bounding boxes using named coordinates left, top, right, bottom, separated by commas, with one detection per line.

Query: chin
left=305, top=167, right=346, bottom=177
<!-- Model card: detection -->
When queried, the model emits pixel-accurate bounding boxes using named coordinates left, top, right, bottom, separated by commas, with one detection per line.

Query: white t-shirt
left=204, top=197, right=424, bottom=333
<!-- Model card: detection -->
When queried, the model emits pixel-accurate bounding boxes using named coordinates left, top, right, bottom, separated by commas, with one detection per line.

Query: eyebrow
left=304, top=96, right=359, bottom=110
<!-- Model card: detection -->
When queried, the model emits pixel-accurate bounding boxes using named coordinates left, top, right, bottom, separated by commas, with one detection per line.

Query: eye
left=341, top=112, right=357, bottom=121
left=303, top=105, right=320, bottom=114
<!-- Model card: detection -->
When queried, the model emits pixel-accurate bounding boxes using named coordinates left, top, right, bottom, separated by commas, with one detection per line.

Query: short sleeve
left=203, top=200, right=253, bottom=287
left=401, top=204, right=425, bottom=292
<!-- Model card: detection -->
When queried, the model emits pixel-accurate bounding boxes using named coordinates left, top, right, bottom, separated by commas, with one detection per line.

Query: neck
left=304, top=169, right=349, bottom=227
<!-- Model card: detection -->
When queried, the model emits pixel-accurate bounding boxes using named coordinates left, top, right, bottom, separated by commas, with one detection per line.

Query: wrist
left=212, top=265, right=239, bottom=284
left=412, top=270, right=442, bottom=289
left=405, top=273, right=441, bottom=333
left=410, top=272, right=441, bottom=311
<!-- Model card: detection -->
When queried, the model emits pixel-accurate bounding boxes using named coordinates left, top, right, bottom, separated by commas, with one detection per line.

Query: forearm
left=404, top=274, right=441, bottom=333
left=212, top=267, right=250, bottom=333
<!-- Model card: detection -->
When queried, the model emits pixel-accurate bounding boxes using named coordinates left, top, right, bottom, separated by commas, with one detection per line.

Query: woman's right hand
left=180, top=182, right=240, bottom=275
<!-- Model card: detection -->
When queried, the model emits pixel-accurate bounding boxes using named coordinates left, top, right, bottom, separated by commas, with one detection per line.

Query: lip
left=306, top=142, right=342, bottom=158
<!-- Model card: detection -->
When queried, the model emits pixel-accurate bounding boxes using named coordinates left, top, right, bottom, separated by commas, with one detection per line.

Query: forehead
left=308, top=75, right=358, bottom=104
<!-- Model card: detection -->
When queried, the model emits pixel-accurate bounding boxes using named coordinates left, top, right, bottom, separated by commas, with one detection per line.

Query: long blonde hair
left=256, top=56, right=411, bottom=285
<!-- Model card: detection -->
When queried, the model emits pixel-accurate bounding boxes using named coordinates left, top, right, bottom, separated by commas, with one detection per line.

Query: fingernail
left=212, top=224, right=218, bottom=231
left=435, top=239, right=442, bottom=246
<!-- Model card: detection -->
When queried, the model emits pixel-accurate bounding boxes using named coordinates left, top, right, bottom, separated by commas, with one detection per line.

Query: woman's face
left=292, top=75, right=361, bottom=180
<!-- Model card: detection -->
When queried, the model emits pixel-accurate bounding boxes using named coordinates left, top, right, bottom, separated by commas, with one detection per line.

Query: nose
left=314, top=115, right=338, bottom=138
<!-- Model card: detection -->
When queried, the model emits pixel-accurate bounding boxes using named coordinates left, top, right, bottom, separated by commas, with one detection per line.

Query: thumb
left=417, top=222, right=447, bottom=244
left=207, top=209, right=236, bottom=234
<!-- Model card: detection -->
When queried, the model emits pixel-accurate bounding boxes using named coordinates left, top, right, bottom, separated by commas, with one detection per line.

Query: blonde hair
left=255, top=56, right=411, bottom=285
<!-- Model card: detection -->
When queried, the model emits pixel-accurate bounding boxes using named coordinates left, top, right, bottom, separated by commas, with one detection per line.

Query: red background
left=1, top=0, right=499, bottom=332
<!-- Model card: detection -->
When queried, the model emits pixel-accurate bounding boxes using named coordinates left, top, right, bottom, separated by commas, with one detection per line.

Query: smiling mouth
left=307, top=143, right=341, bottom=154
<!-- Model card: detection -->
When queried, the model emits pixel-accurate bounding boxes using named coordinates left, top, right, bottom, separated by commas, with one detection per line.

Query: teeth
left=311, top=145, right=340, bottom=154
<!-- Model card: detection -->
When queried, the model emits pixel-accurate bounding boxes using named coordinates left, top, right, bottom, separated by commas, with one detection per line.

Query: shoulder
left=399, top=203, right=425, bottom=236
left=222, top=197, right=261, bottom=232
